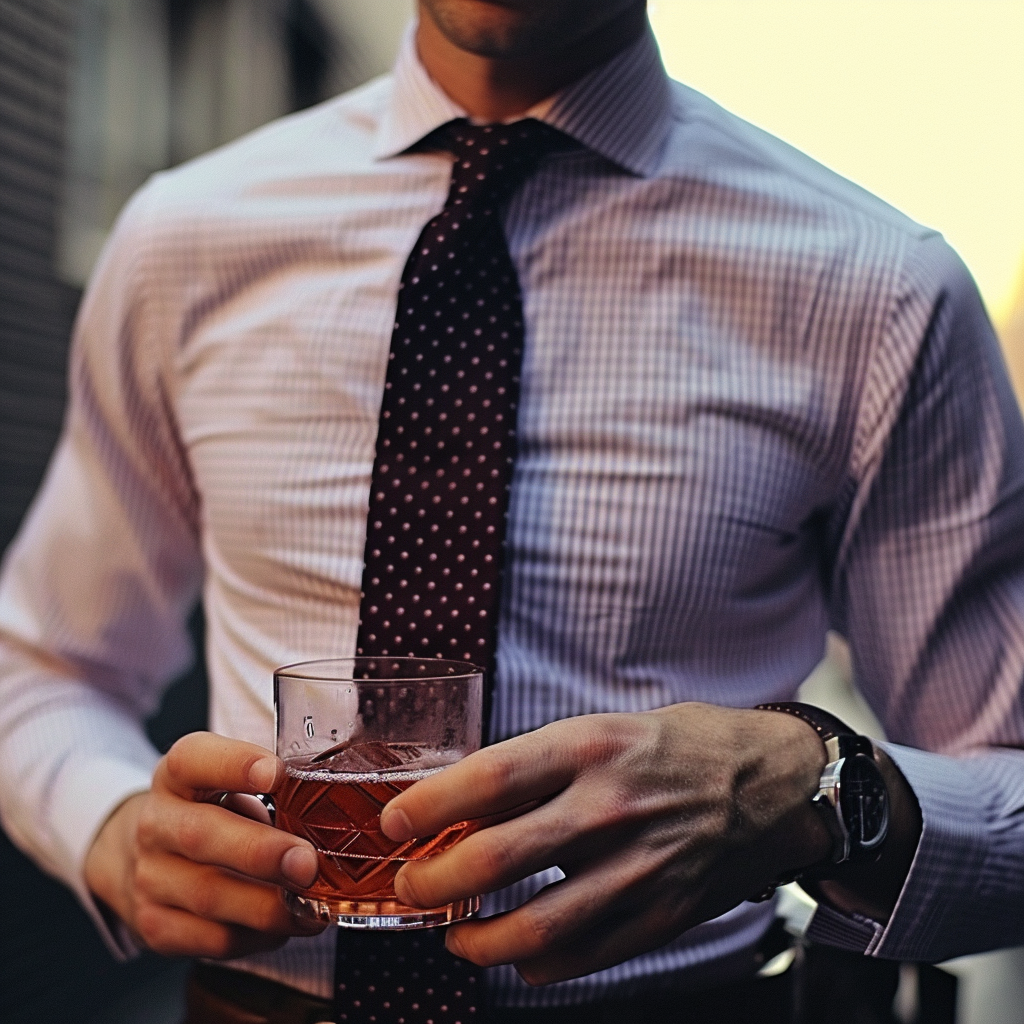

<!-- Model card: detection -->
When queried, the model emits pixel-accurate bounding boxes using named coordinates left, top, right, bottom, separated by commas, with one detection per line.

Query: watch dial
left=840, top=754, right=889, bottom=850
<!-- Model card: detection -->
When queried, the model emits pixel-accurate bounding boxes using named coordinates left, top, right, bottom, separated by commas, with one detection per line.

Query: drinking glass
left=274, top=657, right=483, bottom=929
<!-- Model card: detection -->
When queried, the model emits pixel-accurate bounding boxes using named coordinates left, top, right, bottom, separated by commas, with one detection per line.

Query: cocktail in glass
left=274, top=657, right=483, bottom=929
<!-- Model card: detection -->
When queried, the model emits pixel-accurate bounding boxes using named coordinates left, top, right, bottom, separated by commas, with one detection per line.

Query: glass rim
left=274, top=656, right=485, bottom=684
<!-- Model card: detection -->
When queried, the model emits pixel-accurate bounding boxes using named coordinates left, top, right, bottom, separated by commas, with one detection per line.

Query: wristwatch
left=754, top=701, right=890, bottom=894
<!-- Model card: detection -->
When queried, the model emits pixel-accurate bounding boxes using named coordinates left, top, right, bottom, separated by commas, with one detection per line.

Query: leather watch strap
left=754, top=701, right=852, bottom=743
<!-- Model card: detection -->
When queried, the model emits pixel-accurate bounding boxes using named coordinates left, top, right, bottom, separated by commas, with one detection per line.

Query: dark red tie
left=334, top=119, right=567, bottom=1024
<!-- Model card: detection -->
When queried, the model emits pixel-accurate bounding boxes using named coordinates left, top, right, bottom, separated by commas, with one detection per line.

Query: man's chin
left=420, top=0, right=579, bottom=61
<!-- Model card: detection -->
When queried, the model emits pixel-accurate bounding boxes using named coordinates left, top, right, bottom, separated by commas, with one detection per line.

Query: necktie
left=334, top=119, right=566, bottom=1024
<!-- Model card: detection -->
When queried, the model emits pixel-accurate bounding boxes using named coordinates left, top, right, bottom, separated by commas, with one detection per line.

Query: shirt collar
left=373, top=20, right=672, bottom=178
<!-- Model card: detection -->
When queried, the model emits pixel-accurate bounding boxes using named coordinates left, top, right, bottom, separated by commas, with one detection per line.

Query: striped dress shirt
left=2, top=23, right=1024, bottom=1006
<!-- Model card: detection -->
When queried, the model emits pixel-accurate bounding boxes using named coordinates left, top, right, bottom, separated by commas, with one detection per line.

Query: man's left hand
left=380, top=703, right=834, bottom=985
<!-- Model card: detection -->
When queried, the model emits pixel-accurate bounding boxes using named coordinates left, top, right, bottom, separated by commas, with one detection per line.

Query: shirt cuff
left=869, top=742, right=991, bottom=962
left=803, top=741, right=994, bottom=961
left=49, top=753, right=158, bottom=959
left=804, top=901, right=884, bottom=953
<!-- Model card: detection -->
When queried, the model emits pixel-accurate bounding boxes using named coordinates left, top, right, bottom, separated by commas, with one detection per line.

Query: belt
left=183, top=962, right=792, bottom=1024
left=185, top=964, right=335, bottom=1024
left=182, top=929, right=933, bottom=1024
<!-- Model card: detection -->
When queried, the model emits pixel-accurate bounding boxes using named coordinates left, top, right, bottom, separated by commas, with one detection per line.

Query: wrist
left=752, top=702, right=915, bottom=919
left=84, top=791, right=146, bottom=923
left=736, top=709, right=834, bottom=882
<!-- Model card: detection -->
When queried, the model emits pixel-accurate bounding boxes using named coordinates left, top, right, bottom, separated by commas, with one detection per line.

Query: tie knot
left=438, top=118, right=566, bottom=211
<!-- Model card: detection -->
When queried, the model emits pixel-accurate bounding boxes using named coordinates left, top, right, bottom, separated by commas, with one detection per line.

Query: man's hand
left=84, top=732, right=326, bottom=958
left=380, top=703, right=906, bottom=986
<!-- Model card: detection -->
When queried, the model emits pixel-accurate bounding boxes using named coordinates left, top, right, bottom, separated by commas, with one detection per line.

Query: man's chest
left=176, top=291, right=844, bottom=654
left=170, top=180, right=859, bottom=641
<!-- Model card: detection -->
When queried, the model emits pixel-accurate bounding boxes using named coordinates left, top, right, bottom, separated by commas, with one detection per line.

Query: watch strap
left=754, top=701, right=852, bottom=743
left=755, top=701, right=873, bottom=761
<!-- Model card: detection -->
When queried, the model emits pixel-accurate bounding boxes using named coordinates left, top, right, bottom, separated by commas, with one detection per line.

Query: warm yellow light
left=649, top=1, right=1024, bottom=329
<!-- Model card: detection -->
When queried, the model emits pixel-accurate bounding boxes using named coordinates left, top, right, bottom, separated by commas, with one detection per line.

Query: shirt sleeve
left=816, top=231, right=1024, bottom=962
left=0, top=178, right=203, bottom=955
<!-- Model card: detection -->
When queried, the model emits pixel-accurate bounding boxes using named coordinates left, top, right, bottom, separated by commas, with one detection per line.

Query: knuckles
left=132, top=853, right=164, bottom=899
left=134, top=901, right=245, bottom=960
left=137, top=789, right=284, bottom=882
left=163, top=733, right=204, bottom=781
left=508, top=901, right=560, bottom=963
left=189, top=879, right=224, bottom=922
left=173, top=812, right=210, bottom=858
left=133, top=902, right=178, bottom=955
left=473, top=748, right=521, bottom=805
left=162, top=731, right=266, bottom=795
left=580, top=782, right=642, bottom=832
left=134, top=797, right=163, bottom=851
left=238, top=829, right=277, bottom=881
left=473, top=828, right=520, bottom=887
left=451, top=901, right=560, bottom=970
left=567, top=714, right=645, bottom=765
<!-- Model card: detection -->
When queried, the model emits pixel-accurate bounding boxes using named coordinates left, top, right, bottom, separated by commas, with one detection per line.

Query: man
left=2, top=1, right=1024, bottom=1021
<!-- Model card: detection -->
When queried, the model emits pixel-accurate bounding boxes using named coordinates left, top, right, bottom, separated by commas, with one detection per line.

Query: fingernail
left=380, top=806, right=413, bottom=841
left=282, top=846, right=319, bottom=888
left=393, top=870, right=412, bottom=905
left=249, top=757, right=278, bottom=792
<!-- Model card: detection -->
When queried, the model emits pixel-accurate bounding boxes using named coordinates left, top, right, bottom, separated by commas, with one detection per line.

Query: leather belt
left=183, top=921, right=932, bottom=1024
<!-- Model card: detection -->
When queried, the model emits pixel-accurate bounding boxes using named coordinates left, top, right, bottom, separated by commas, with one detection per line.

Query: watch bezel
left=815, top=749, right=890, bottom=864
left=837, top=749, right=890, bottom=858
left=813, top=757, right=851, bottom=863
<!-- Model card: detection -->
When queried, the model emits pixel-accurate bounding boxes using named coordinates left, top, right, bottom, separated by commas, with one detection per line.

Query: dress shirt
left=3, top=21, right=1024, bottom=1008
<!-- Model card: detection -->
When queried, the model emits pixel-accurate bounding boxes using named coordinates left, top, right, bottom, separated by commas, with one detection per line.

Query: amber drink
left=274, top=659, right=483, bottom=929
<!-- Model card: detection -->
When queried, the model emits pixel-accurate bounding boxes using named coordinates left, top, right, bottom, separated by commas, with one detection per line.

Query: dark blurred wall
left=1, top=6, right=130, bottom=1019
left=0, top=4, right=205, bottom=1020
left=0, top=0, right=81, bottom=546
left=0, top=3, right=397, bottom=1018
left=0, top=9, right=160, bottom=1020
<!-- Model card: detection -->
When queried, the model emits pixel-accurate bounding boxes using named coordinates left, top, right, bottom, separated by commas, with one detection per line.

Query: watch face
left=839, top=754, right=889, bottom=852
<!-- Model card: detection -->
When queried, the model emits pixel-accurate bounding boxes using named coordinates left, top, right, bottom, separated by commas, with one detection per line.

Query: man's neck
left=415, top=4, right=648, bottom=123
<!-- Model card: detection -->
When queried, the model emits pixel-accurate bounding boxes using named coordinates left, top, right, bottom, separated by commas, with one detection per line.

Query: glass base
left=285, top=891, right=480, bottom=930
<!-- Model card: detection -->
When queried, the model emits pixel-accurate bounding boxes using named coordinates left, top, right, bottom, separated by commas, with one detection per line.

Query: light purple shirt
left=2, top=23, right=1023, bottom=1006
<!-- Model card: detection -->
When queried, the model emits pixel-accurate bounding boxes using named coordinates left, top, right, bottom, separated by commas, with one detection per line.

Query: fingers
left=138, top=793, right=319, bottom=890
left=155, top=731, right=281, bottom=801
left=393, top=793, right=590, bottom=909
left=133, top=901, right=305, bottom=960
left=382, top=717, right=616, bottom=841
left=392, top=757, right=649, bottom=911
left=86, top=733, right=332, bottom=961
left=444, top=864, right=702, bottom=986
left=135, top=849, right=323, bottom=941
left=508, top=899, right=684, bottom=987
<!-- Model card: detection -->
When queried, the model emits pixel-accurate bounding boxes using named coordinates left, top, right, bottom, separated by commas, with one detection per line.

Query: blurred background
left=0, top=1, right=1021, bottom=1021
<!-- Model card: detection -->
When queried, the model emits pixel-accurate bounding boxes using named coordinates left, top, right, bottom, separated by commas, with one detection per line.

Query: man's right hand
left=84, top=731, right=326, bottom=958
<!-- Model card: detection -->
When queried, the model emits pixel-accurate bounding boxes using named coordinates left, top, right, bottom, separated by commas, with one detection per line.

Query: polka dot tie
left=334, top=929, right=483, bottom=1024
left=336, top=120, right=567, bottom=1024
